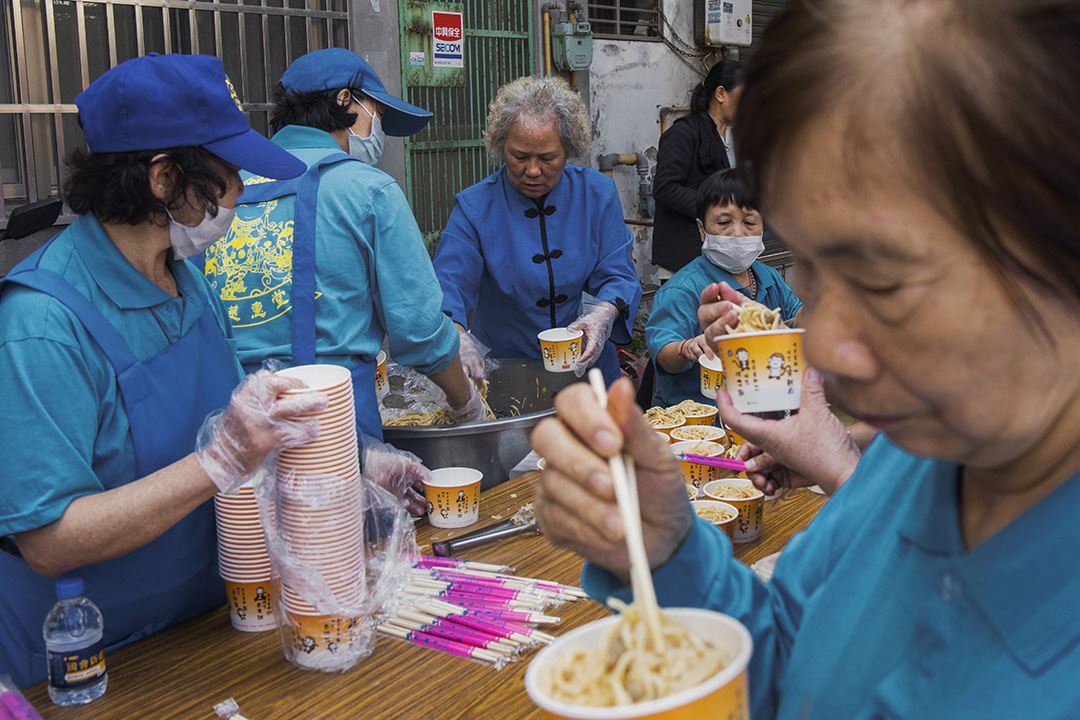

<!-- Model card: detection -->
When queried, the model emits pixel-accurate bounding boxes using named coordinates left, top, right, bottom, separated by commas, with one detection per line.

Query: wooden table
left=22, top=473, right=826, bottom=719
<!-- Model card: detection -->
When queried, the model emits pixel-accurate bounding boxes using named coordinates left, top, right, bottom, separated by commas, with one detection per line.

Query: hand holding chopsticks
left=529, top=376, right=695, bottom=586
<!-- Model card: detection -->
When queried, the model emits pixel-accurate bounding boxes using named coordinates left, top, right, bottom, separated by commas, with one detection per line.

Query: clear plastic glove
left=455, top=323, right=487, bottom=383
left=448, top=380, right=486, bottom=424
left=568, top=299, right=619, bottom=377
left=196, top=370, right=328, bottom=495
left=361, top=435, right=432, bottom=516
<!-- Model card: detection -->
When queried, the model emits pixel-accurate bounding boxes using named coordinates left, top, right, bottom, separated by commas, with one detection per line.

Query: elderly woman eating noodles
left=531, top=0, right=1080, bottom=717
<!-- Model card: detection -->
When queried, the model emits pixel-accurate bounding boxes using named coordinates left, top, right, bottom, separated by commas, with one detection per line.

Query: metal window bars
left=0, top=0, right=348, bottom=227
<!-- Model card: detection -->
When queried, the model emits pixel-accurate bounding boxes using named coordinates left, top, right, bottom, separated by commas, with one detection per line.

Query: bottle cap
left=56, top=578, right=84, bottom=599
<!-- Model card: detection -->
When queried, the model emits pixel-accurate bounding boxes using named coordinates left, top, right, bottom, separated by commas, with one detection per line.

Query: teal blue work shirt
left=0, top=214, right=242, bottom=537
left=205, top=125, right=459, bottom=376
left=645, top=256, right=801, bottom=407
left=583, top=436, right=1080, bottom=718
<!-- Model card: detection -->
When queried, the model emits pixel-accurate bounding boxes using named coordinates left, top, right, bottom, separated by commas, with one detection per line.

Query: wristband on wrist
left=676, top=339, right=690, bottom=359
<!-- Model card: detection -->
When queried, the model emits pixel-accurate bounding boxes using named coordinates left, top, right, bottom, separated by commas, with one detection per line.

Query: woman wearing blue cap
left=0, top=53, right=323, bottom=688
left=202, top=47, right=484, bottom=455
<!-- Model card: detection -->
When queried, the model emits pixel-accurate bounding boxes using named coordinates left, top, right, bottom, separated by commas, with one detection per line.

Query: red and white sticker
left=432, top=11, right=464, bottom=68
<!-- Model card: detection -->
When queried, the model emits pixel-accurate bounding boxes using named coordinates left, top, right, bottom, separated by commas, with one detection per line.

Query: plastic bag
left=253, top=464, right=419, bottom=673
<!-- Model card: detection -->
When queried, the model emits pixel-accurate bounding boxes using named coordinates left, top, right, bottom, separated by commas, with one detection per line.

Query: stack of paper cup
left=273, top=364, right=365, bottom=668
left=215, top=482, right=275, bottom=632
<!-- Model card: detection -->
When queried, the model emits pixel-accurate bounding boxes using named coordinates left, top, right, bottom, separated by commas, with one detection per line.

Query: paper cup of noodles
left=676, top=402, right=718, bottom=427
left=423, top=467, right=482, bottom=529
left=699, top=354, right=725, bottom=400
left=375, top=350, right=389, bottom=400
left=538, top=328, right=584, bottom=373
left=224, top=579, right=276, bottom=632
left=716, top=328, right=805, bottom=413
left=703, top=479, right=765, bottom=543
left=669, top=425, right=727, bottom=447
left=525, top=607, right=752, bottom=720
left=691, top=500, right=739, bottom=542
left=671, top=440, right=727, bottom=490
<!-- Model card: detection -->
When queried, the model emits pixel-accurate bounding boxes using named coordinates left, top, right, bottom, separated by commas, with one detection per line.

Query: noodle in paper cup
left=671, top=440, right=726, bottom=487
left=715, top=329, right=805, bottom=413
left=690, top=500, right=738, bottom=542
left=703, top=480, right=765, bottom=543
left=525, top=608, right=752, bottom=720
left=668, top=425, right=727, bottom=446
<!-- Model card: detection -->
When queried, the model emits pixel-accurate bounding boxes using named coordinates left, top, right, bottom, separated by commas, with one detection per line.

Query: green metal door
left=399, top=0, right=534, bottom=251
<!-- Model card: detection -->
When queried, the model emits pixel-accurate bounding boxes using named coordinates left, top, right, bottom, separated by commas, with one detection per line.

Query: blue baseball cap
left=75, top=53, right=305, bottom=179
left=279, top=48, right=433, bottom=137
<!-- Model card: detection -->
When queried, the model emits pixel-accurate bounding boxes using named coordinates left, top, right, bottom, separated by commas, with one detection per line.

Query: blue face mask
left=348, top=96, right=385, bottom=166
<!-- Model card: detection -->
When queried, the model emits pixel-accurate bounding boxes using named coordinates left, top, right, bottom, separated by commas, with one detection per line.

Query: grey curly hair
left=484, top=76, right=592, bottom=166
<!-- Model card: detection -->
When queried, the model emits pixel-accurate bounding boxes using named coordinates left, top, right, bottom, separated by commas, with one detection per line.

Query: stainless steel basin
left=381, top=359, right=580, bottom=489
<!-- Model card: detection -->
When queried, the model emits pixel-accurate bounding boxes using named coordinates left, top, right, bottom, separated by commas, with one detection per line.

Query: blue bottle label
left=48, top=639, right=106, bottom=688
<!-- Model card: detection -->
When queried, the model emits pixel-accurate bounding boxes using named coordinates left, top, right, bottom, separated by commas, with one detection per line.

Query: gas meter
left=552, top=21, right=593, bottom=71
left=695, top=0, right=753, bottom=47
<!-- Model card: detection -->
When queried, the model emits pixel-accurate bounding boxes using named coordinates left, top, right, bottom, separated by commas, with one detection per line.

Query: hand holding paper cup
left=538, top=328, right=584, bottom=373
left=715, top=328, right=806, bottom=413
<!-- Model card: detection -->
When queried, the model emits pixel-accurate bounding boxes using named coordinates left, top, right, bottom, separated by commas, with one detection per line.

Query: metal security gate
left=399, top=0, right=534, bottom=250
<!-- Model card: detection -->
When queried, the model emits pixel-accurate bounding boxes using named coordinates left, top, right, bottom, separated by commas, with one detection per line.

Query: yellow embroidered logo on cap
left=224, top=76, right=243, bottom=112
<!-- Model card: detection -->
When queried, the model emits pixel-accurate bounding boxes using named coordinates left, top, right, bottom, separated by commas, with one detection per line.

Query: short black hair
left=696, top=169, right=757, bottom=223
left=269, top=83, right=364, bottom=134
left=63, top=145, right=234, bottom=226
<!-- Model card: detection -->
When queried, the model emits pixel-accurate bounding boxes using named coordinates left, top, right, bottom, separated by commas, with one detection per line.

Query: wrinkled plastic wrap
left=378, top=359, right=500, bottom=426
left=253, top=465, right=419, bottom=673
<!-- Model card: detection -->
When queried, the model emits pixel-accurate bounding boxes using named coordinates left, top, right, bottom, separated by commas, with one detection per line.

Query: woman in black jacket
left=651, top=59, right=743, bottom=275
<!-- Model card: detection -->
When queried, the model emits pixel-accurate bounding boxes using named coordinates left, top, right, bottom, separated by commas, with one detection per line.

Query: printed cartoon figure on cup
left=767, top=352, right=785, bottom=379
left=301, top=636, right=317, bottom=654
left=735, top=347, right=750, bottom=371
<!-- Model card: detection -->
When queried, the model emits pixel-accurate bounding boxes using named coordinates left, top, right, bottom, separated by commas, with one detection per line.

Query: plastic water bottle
left=43, top=578, right=107, bottom=706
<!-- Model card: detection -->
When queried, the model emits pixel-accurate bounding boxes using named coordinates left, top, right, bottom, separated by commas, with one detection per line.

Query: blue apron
left=0, top=242, right=236, bottom=686
left=195, top=152, right=383, bottom=440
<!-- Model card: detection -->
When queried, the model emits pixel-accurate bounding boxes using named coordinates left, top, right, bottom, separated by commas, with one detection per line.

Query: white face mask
left=702, top=232, right=764, bottom=273
left=348, top=97, right=385, bottom=166
left=168, top=205, right=236, bottom=260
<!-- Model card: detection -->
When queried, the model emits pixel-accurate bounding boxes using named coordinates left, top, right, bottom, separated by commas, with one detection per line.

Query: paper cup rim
left=715, top=327, right=805, bottom=342
left=276, top=364, right=352, bottom=391
left=425, top=467, right=484, bottom=488
left=537, top=327, right=584, bottom=343
left=698, top=354, right=725, bottom=371
left=671, top=440, right=725, bottom=457
left=525, top=608, right=752, bottom=718
left=702, top=479, right=765, bottom=501
left=690, top=500, right=740, bottom=527
left=669, top=427, right=725, bottom=442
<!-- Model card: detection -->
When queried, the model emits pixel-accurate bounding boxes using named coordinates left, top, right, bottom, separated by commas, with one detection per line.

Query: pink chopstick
left=676, top=453, right=746, bottom=472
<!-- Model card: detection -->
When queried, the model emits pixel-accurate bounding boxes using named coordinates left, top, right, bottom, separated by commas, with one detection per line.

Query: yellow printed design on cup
left=717, top=329, right=805, bottom=413
left=537, top=328, right=584, bottom=373
left=424, top=467, right=482, bottom=529
left=699, top=353, right=726, bottom=400
left=224, top=578, right=276, bottom=632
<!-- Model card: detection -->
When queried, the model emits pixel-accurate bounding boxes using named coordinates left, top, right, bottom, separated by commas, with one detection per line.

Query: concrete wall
left=352, top=0, right=408, bottom=189
left=586, top=1, right=721, bottom=288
